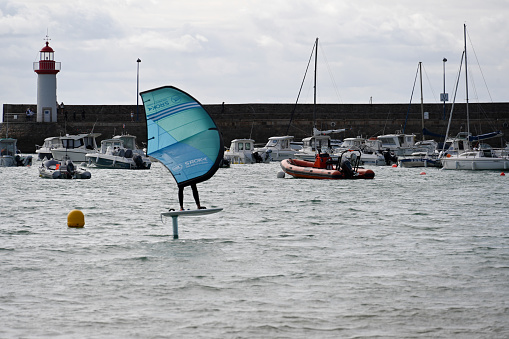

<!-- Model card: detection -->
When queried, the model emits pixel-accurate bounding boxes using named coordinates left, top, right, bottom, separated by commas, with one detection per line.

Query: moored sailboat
left=440, top=25, right=508, bottom=170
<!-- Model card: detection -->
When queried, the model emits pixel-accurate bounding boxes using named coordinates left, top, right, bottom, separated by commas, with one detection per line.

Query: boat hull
left=399, top=158, right=442, bottom=168
left=51, top=149, right=91, bottom=162
left=0, top=155, right=33, bottom=167
left=441, top=157, right=509, bottom=170
left=280, top=158, right=375, bottom=179
left=86, top=154, right=151, bottom=169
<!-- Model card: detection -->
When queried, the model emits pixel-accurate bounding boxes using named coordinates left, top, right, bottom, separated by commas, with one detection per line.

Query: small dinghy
left=280, top=150, right=375, bottom=180
left=39, top=159, right=91, bottom=179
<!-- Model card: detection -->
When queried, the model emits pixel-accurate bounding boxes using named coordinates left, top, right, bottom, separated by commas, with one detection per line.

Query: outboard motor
left=252, top=152, right=263, bottom=163
left=124, top=149, right=133, bottom=158
left=66, top=160, right=75, bottom=174
left=24, top=155, right=33, bottom=166
left=382, top=149, right=397, bottom=165
left=133, top=153, right=144, bottom=168
left=264, top=149, right=272, bottom=161
left=14, top=155, right=23, bottom=166
left=340, top=158, right=354, bottom=178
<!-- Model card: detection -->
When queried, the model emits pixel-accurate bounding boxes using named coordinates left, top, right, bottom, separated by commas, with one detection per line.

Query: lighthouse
left=33, top=38, right=61, bottom=122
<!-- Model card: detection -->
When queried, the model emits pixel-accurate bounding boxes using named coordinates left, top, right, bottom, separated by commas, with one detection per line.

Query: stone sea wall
left=2, top=102, right=509, bottom=153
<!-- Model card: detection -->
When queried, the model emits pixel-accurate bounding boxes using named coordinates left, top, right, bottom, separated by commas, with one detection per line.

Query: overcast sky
left=1, top=0, right=508, bottom=112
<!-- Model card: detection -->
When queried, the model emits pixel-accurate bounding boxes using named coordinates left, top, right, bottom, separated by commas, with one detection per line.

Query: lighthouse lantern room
left=33, top=37, right=61, bottom=122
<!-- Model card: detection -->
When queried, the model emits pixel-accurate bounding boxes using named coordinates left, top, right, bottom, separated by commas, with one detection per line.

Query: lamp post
left=442, top=58, right=447, bottom=120
left=136, top=58, right=141, bottom=121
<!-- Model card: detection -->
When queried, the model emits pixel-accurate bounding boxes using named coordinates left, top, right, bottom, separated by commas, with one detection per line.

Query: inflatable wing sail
left=141, top=86, right=223, bottom=187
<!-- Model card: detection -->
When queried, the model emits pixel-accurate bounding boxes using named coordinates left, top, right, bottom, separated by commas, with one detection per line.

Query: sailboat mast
left=313, top=37, right=318, bottom=131
left=419, top=62, right=424, bottom=141
left=464, top=24, right=470, bottom=137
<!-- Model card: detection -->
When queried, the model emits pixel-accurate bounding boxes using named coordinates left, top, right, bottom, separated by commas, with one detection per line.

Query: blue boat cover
left=141, top=86, right=223, bottom=187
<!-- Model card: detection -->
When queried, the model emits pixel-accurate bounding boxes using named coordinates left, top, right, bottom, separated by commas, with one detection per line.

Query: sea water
left=1, top=161, right=508, bottom=338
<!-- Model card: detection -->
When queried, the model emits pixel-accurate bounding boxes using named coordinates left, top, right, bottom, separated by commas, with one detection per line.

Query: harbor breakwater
left=2, top=102, right=509, bottom=153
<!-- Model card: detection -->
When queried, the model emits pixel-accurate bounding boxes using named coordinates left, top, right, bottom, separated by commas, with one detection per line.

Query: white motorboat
left=51, top=133, right=101, bottom=162
left=376, top=133, right=426, bottom=156
left=85, top=135, right=151, bottom=169
left=39, top=159, right=91, bottom=179
left=254, top=136, right=297, bottom=161
left=333, top=136, right=386, bottom=166
left=35, top=136, right=62, bottom=160
left=0, top=138, right=32, bottom=167
left=223, top=139, right=270, bottom=164
left=398, top=140, right=441, bottom=168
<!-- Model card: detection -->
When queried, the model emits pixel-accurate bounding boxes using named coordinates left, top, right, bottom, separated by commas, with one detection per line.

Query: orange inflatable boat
left=280, top=150, right=375, bottom=180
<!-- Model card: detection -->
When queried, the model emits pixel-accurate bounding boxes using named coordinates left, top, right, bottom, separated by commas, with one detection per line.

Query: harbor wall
left=2, top=102, right=509, bottom=153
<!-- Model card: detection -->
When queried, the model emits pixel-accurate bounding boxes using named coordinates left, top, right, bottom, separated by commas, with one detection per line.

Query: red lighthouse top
left=34, top=41, right=61, bottom=75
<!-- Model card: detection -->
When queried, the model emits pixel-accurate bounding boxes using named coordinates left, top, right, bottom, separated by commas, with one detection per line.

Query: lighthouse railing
left=33, top=61, right=61, bottom=71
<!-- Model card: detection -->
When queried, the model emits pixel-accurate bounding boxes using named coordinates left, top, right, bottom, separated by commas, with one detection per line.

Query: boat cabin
left=377, top=134, right=416, bottom=149
left=301, top=135, right=332, bottom=153
left=444, top=132, right=472, bottom=156
left=229, top=139, right=254, bottom=152
left=99, top=139, right=124, bottom=154
left=61, top=133, right=100, bottom=150
left=339, top=137, right=365, bottom=150
left=263, top=136, right=294, bottom=151
left=0, top=138, right=17, bottom=156
left=40, top=137, right=62, bottom=150
left=113, top=135, right=137, bottom=150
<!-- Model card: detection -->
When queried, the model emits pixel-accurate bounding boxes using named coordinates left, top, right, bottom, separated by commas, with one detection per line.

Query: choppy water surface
left=1, top=161, right=508, bottom=338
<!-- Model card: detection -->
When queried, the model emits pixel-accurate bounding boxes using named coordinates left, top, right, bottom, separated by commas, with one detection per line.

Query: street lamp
left=136, top=58, right=141, bottom=121
left=442, top=58, right=447, bottom=120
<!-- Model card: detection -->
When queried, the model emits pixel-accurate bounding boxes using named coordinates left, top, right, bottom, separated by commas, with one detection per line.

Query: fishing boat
left=140, top=85, right=224, bottom=228
left=254, top=135, right=297, bottom=161
left=440, top=25, right=508, bottom=170
left=0, top=138, right=32, bottom=167
left=85, top=135, right=151, bottom=169
left=376, top=133, right=424, bottom=156
left=281, top=150, right=375, bottom=180
left=35, top=136, right=62, bottom=160
left=51, top=132, right=101, bottom=162
left=39, top=159, right=91, bottom=179
left=223, top=138, right=270, bottom=164
left=332, top=136, right=386, bottom=166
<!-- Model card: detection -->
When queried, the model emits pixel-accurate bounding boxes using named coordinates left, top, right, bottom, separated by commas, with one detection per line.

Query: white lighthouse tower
left=33, top=37, right=61, bottom=122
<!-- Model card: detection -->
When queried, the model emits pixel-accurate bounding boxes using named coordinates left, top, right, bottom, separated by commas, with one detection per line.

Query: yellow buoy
left=67, top=209, right=85, bottom=228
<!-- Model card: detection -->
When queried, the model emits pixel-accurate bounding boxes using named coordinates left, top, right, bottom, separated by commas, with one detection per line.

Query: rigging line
left=319, top=43, right=343, bottom=104
left=403, top=63, right=420, bottom=133
left=442, top=50, right=465, bottom=152
left=467, top=29, right=493, bottom=102
left=421, top=63, right=439, bottom=104
left=285, top=41, right=316, bottom=135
